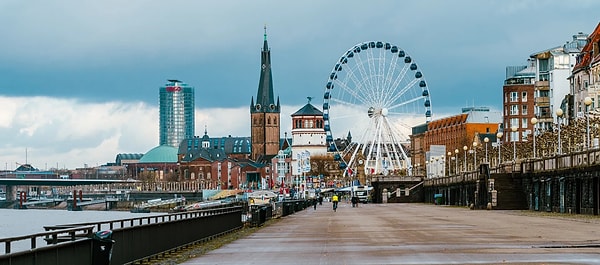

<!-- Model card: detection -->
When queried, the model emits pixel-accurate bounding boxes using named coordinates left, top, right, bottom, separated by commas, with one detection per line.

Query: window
left=304, top=120, right=314, bottom=128
left=538, top=59, right=549, bottom=81
left=510, top=92, right=518, bottom=102
left=521, top=105, right=528, bottom=115
left=510, top=105, right=518, bottom=115
left=522, top=118, right=528, bottom=129
left=510, top=118, right=519, bottom=128
left=522, top=92, right=527, bottom=102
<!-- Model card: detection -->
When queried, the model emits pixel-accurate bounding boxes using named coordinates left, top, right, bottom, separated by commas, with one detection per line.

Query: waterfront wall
left=0, top=200, right=311, bottom=265
left=0, top=206, right=243, bottom=265
left=422, top=150, right=600, bottom=215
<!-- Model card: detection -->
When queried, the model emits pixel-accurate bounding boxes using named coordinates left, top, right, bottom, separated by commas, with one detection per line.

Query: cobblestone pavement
left=178, top=202, right=600, bottom=264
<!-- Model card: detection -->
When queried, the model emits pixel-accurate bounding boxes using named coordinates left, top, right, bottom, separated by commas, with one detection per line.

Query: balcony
left=534, top=97, right=550, bottom=106
left=535, top=80, right=549, bottom=88
left=589, top=83, right=600, bottom=92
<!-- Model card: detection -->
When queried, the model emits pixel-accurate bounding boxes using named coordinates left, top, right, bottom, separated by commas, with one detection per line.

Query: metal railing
left=424, top=148, right=600, bottom=187
left=1, top=205, right=244, bottom=265
left=1, top=225, right=94, bottom=255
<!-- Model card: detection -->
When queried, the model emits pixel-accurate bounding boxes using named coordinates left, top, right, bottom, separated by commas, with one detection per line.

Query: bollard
left=92, top=230, right=114, bottom=265
left=73, top=190, right=77, bottom=209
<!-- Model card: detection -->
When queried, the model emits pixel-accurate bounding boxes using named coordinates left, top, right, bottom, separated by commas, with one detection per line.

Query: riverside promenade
left=182, top=202, right=600, bottom=265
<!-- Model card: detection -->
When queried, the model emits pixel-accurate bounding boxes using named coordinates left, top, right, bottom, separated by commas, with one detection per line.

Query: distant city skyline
left=0, top=1, right=599, bottom=169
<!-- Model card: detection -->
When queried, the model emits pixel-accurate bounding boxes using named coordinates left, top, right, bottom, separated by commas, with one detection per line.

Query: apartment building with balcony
left=530, top=32, right=587, bottom=128
left=503, top=63, right=535, bottom=143
left=504, top=32, right=587, bottom=142
left=570, top=23, right=600, bottom=122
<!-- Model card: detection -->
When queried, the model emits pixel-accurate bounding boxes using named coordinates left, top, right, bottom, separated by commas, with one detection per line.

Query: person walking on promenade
left=332, top=194, right=339, bottom=212
left=313, top=198, right=317, bottom=210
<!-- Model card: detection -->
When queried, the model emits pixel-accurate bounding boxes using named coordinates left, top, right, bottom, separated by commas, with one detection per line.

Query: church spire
left=252, top=25, right=278, bottom=114
left=263, top=24, right=269, bottom=51
left=250, top=27, right=281, bottom=161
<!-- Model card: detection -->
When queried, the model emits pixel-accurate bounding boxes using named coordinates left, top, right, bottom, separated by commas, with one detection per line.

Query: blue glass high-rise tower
left=159, top=79, right=195, bottom=147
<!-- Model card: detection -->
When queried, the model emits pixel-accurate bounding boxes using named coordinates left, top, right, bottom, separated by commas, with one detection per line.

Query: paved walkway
left=181, top=202, right=600, bottom=264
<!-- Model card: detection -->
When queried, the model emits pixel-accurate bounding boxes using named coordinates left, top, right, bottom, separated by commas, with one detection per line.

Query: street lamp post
left=463, top=145, right=467, bottom=172
left=473, top=141, right=478, bottom=170
left=435, top=157, right=440, bottom=177
left=585, top=96, right=592, bottom=149
left=511, top=126, right=518, bottom=162
left=447, top=151, right=452, bottom=176
left=484, top=137, right=489, bottom=163
left=556, top=108, right=563, bottom=155
left=454, top=149, right=459, bottom=175
left=496, top=132, right=503, bottom=166
left=531, top=117, right=538, bottom=158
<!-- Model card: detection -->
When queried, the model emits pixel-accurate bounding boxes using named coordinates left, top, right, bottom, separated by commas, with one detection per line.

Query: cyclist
left=332, top=194, right=339, bottom=212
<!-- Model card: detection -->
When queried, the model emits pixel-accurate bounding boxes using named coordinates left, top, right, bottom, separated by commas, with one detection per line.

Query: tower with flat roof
left=159, top=79, right=195, bottom=148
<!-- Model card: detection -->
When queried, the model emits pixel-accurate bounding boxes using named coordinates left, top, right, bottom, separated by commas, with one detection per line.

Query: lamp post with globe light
left=484, top=137, right=489, bottom=163
left=531, top=117, right=538, bottom=158
left=496, top=131, right=503, bottom=166
left=463, top=145, right=468, bottom=172
left=447, top=151, right=452, bottom=176
left=454, top=149, right=459, bottom=175
left=429, top=158, right=434, bottom=178
left=472, top=141, right=478, bottom=170
left=511, top=126, right=518, bottom=162
left=585, top=96, right=592, bottom=149
left=556, top=108, right=563, bottom=155
left=435, top=157, right=440, bottom=177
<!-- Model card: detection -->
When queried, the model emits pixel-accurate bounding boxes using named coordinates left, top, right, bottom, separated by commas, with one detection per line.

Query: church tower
left=251, top=26, right=281, bottom=161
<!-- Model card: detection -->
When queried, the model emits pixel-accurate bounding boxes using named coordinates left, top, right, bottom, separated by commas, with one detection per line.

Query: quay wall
left=0, top=200, right=310, bottom=265
left=422, top=150, right=600, bottom=215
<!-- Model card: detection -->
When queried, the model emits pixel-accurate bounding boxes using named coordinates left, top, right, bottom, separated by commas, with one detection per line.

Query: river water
left=0, top=208, right=162, bottom=253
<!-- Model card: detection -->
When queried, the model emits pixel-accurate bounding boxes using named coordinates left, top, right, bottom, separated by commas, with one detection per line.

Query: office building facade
left=159, top=79, right=195, bottom=148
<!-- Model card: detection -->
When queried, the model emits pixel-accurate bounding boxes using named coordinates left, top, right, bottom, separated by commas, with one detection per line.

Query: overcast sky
left=0, top=0, right=599, bottom=170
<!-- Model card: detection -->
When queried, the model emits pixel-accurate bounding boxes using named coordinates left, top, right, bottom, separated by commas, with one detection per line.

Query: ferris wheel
left=323, top=41, right=432, bottom=177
